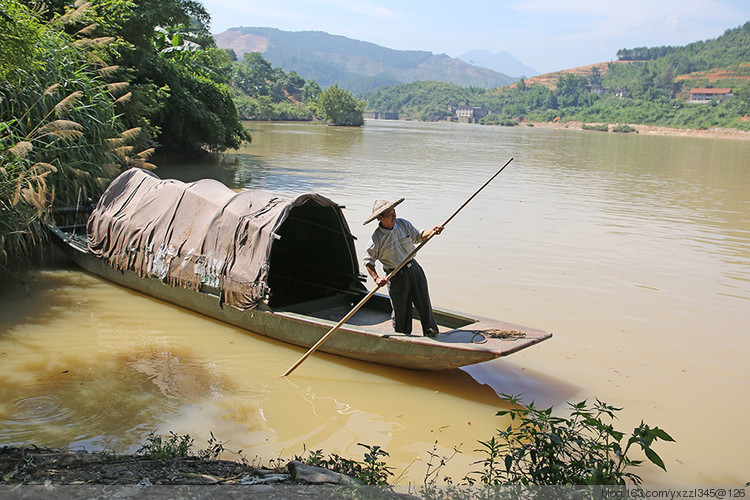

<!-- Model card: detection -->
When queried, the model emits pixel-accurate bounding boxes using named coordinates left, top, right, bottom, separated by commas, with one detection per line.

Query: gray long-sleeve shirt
left=364, top=218, right=425, bottom=270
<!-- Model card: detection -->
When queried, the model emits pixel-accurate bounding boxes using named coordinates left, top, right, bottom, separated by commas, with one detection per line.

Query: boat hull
left=49, top=226, right=552, bottom=370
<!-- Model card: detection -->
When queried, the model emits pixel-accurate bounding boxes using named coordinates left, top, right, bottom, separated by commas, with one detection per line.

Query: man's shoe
left=424, top=329, right=439, bottom=338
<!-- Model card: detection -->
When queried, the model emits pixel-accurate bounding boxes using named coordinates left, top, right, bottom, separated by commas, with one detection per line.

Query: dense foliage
left=227, top=52, right=366, bottom=126
left=616, top=46, right=679, bottom=61
left=636, top=21, right=750, bottom=75
left=365, top=81, right=483, bottom=121
left=1, top=0, right=148, bottom=264
left=1, top=0, right=251, bottom=265
left=229, top=49, right=368, bottom=123
left=230, top=52, right=318, bottom=121
left=35, top=0, right=250, bottom=155
left=361, top=21, right=750, bottom=131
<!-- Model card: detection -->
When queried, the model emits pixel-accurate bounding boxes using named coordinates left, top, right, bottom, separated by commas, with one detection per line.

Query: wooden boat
left=49, top=169, right=551, bottom=371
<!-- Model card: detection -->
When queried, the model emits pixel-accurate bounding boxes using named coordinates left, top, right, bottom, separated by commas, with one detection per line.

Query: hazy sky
left=201, top=0, right=750, bottom=74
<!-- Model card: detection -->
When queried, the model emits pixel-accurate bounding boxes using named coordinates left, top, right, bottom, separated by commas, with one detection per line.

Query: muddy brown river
left=1, top=120, right=748, bottom=486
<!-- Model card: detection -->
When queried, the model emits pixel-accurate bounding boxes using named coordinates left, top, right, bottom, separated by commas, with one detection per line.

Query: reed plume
left=33, top=120, right=84, bottom=141
left=87, top=52, right=107, bottom=67
left=137, top=148, right=156, bottom=160
left=114, top=145, right=134, bottom=161
left=44, top=84, right=61, bottom=96
left=97, top=65, right=120, bottom=77
left=54, top=91, right=84, bottom=115
left=6, top=141, right=34, bottom=159
left=120, top=127, right=142, bottom=144
left=55, top=1, right=91, bottom=26
left=101, top=164, right=122, bottom=178
left=75, top=23, right=98, bottom=37
left=114, top=92, right=132, bottom=104
left=73, top=36, right=115, bottom=48
left=20, top=182, right=48, bottom=212
left=106, top=82, right=129, bottom=95
left=106, top=137, right=125, bottom=149
left=31, top=162, right=59, bottom=177
left=12, top=174, right=50, bottom=213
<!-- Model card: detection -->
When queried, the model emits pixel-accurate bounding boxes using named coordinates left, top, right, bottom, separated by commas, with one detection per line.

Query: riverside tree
left=316, top=84, right=365, bottom=126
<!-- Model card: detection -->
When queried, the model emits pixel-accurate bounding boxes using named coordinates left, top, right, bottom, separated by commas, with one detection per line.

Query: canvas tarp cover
left=87, top=168, right=343, bottom=309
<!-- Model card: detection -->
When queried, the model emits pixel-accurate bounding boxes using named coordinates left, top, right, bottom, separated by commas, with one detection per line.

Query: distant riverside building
left=455, top=106, right=488, bottom=123
left=688, top=88, right=733, bottom=104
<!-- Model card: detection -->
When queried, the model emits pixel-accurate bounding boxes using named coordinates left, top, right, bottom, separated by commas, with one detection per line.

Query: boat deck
left=302, top=298, right=539, bottom=350
left=308, top=303, right=451, bottom=336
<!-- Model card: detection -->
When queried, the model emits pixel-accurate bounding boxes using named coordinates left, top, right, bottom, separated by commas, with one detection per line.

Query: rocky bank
left=0, top=446, right=412, bottom=499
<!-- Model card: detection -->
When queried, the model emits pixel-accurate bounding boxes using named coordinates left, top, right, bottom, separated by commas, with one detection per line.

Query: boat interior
left=266, top=199, right=365, bottom=308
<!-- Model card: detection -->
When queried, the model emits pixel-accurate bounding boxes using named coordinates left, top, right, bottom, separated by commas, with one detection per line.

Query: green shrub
left=294, top=443, right=394, bottom=485
left=464, top=395, right=674, bottom=486
left=137, top=432, right=194, bottom=462
left=582, top=124, right=610, bottom=132
left=612, top=124, right=637, bottom=133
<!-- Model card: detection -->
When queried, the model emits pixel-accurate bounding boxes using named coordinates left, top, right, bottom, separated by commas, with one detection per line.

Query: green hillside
left=617, top=21, right=750, bottom=70
left=214, top=27, right=515, bottom=93
left=361, top=21, right=750, bottom=131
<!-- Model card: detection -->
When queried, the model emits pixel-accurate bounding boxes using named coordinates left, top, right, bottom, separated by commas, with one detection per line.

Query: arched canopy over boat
left=87, top=168, right=364, bottom=309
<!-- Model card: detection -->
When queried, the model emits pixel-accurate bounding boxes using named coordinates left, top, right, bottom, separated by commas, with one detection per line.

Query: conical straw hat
left=363, top=198, right=405, bottom=224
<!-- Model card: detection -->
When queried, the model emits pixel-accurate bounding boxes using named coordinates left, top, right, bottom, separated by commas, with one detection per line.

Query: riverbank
left=0, top=446, right=409, bottom=499
left=526, top=120, right=750, bottom=140
left=0, top=445, right=306, bottom=486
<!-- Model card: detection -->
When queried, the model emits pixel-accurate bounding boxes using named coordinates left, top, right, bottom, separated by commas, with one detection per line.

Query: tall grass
left=0, top=1, right=153, bottom=265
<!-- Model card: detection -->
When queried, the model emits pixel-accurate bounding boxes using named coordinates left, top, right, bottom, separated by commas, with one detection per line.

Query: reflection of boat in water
left=49, top=168, right=551, bottom=371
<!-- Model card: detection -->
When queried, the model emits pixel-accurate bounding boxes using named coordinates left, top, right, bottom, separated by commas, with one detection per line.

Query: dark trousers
left=385, top=260, right=438, bottom=335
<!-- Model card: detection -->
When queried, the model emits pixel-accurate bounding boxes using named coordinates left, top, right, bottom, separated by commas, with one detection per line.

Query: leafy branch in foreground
left=464, top=394, right=674, bottom=486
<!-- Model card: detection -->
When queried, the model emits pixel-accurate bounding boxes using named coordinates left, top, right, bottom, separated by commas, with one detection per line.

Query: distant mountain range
left=213, top=27, right=518, bottom=93
left=456, top=50, right=539, bottom=78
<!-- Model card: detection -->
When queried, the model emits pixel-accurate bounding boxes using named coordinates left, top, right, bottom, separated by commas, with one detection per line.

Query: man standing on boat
left=363, top=199, right=443, bottom=337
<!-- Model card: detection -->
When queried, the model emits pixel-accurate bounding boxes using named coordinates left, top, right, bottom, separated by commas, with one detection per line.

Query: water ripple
left=8, top=395, right=70, bottom=425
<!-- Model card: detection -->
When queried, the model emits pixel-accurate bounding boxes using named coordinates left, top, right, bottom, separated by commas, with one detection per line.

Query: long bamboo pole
left=282, top=157, right=514, bottom=376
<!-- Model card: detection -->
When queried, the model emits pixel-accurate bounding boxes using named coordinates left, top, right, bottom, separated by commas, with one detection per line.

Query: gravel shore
left=527, top=120, right=750, bottom=140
